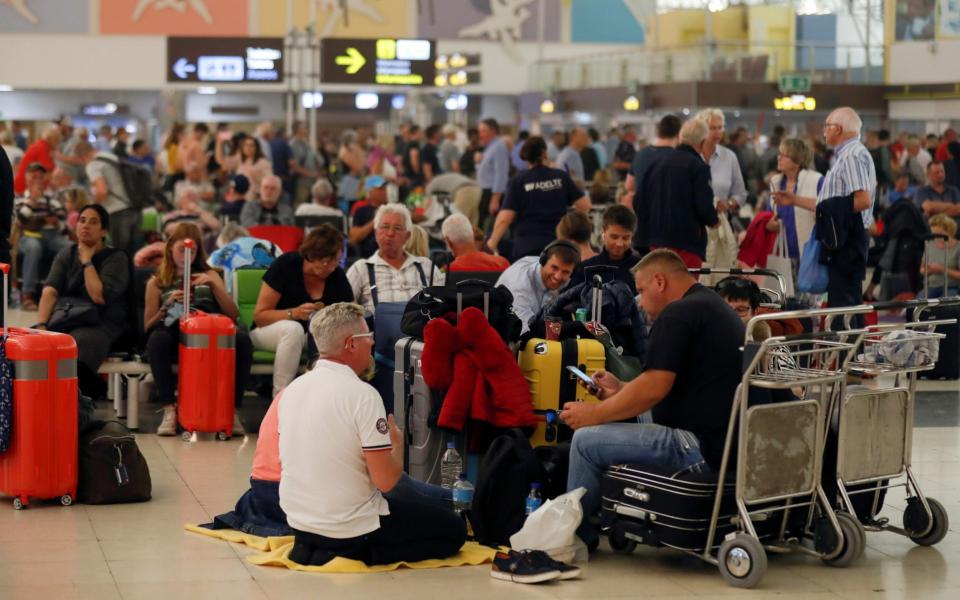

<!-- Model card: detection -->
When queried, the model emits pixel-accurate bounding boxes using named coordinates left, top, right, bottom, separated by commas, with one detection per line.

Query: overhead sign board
left=778, top=74, right=811, bottom=94
left=321, top=38, right=435, bottom=86
left=167, top=37, right=284, bottom=84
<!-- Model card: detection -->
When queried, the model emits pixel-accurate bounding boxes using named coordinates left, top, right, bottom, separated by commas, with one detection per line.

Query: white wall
left=889, top=99, right=960, bottom=122
left=888, top=40, right=960, bottom=84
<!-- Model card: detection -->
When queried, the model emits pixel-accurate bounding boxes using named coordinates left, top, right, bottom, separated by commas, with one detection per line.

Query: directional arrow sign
left=335, top=47, right=366, bottom=74
left=173, top=57, right=197, bottom=79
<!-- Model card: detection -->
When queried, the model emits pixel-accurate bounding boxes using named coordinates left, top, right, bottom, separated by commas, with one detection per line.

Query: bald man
left=561, top=248, right=744, bottom=549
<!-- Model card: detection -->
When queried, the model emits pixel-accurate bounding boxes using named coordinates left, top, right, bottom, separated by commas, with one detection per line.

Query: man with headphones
left=495, top=239, right=581, bottom=334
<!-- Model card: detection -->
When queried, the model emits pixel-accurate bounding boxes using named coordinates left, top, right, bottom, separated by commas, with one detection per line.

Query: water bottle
left=525, top=482, right=543, bottom=516
left=440, top=442, right=462, bottom=489
left=9, top=286, right=21, bottom=310
left=452, top=473, right=474, bottom=515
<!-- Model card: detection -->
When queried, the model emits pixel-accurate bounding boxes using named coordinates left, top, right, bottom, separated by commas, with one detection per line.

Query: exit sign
left=779, top=74, right=811, bottom=94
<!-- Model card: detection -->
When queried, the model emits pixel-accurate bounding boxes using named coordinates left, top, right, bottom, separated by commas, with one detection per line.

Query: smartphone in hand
left=566, top=365, right=600, bottom=396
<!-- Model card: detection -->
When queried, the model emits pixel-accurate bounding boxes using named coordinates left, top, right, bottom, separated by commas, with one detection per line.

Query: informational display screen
left=321, top=38, right=435, bottom=86
left=167, top=37, right=284, bottom=83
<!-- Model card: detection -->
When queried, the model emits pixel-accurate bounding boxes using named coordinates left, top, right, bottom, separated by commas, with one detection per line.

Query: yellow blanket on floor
left=184, top=523, right=497, bottom=573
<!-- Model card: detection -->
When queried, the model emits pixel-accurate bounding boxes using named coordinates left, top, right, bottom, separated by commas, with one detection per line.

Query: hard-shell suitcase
left=518, top=337, right=605, bottom=447
left=0, top=263, right=79, bottom=509
left=394, top=336, right=466, bottom=485
left=177, top=239, right=236, bottom=440
left=600, top=463, right=740, bottom=552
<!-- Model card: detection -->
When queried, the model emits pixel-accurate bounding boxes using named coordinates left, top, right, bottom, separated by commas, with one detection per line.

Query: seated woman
left=143, top=223, right=254, bottom=436
left=555, top=209, right=598, bottom=262
left=920, top=214, right=960, bottom=298
left=577, top=204, right=642, bottom=290
left=250, top=225, right=354, bottom=398
left=35, top=205, right=130, bottom=400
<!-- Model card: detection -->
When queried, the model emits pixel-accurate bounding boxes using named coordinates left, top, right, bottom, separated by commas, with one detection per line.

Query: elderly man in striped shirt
left=774, top=106, right=876, bottom=312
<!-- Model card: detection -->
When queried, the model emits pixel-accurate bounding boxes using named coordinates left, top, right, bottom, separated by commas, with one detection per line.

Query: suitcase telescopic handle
left=182, top=239, right=195, bottom=322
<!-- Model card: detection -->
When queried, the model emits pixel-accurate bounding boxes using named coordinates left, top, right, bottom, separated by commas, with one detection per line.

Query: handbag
left=765, top=227, right=796, bottom=298
left=48, top=297, right=100, bottom=332
left=797, top=227, right=830, bottom=295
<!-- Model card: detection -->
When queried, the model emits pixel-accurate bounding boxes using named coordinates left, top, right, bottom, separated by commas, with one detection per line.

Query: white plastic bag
left=509, top=487, right=587, bottom=562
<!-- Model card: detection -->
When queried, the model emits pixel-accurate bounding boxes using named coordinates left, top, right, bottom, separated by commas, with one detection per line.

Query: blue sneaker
left=490, top=550, right=561, bottom=584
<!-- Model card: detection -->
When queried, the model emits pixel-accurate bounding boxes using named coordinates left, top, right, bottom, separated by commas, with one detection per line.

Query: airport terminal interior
left=2, top=0, right=960, bottom=598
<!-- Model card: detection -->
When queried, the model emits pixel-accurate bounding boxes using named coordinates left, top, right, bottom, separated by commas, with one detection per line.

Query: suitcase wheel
left=608, top=523, right=637, bottom=555
left=182, top=431, right=194, bottom=442
left=12, top=497, right=25, bottom=510
left=60, top=495, right=73, bottom=507
left=718, top=533, right=766, bottom=589
left=217, top=432, right=229, bottom=441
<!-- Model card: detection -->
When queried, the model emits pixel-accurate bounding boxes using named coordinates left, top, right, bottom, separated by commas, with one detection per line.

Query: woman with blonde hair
left=769, top=137, right=824, bottom=261
left=143, top=222, right=253, bottom=436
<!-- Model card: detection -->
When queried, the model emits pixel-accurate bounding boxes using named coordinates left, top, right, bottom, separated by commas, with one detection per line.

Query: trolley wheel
left=60, top=494, right=73, bottom=507
left=909, top=497, right=949, bottom=547
left=822, top=512, right=865, bottom=568
left=12, top=498, right=24, bottom=510
left=718, top=533, right=766, bottom=589
left=216, top=432, right=229, bottom=441
left=181, top=431, right=193, bottom=442
left=608, top=524, right=637, bottom=555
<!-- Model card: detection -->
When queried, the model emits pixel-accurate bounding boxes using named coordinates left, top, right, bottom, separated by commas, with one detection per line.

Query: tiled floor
left=2, top=312, right=959, bottom=598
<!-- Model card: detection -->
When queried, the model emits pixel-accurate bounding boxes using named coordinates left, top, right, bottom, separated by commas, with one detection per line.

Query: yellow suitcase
left=519, top=338, right=605, bottom=446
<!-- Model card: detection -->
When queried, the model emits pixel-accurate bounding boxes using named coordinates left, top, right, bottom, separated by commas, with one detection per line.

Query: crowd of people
left=1, top=106, right=959, bottom=569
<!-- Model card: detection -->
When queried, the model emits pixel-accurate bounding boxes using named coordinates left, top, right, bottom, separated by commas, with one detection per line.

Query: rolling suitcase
left=519, top=337, right=604, bottom=447
left=177, top=239, right=236, bottom=440
left=0, top=263, right=79, bottom=509
left=393, top=337, right=466, bottom=485
left=600, top=463, right=740, bottom=552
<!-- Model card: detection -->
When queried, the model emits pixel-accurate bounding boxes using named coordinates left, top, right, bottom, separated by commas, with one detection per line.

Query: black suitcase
left=600, top=463, right=740, bottom=552
left=916, top=304, right=960, bottom=379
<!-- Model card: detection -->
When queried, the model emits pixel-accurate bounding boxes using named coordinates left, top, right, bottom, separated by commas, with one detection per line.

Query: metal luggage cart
left=703, top=306, right=872, bottom=588
left=825, top=298, right=957, bottom=548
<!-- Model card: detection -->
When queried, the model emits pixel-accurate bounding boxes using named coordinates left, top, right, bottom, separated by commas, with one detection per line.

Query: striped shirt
left=817, top=137, right=876, bottom=228
left=346, top=251, right=444, bottom=314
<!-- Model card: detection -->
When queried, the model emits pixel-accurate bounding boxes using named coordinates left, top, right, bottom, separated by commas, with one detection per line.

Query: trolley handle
left=181, top=239, right=195, bottom=322
left=745, top=305, right=872, bottom=341
left=0, top=263, right=8, bottom=341
left=691, top=267, right=788, bottom=304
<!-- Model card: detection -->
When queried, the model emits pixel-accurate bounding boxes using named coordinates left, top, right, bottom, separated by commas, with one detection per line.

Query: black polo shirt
left=646, top=283, right=745, bottom=470
left=503, top=165, right=583, bottom=260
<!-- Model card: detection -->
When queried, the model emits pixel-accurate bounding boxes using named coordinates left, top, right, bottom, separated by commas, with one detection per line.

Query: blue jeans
left=567, top=422, right=709, bottom=546
left=385, top=473, right=453, bottom=512
left=18, top=231, right=70, bottom=295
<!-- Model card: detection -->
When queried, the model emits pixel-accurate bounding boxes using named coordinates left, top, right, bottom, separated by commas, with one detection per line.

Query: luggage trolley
left=691, top=267, right=789, bottom=308
left=827, top=297, right=959, bottom=547
left=601, top=306, right=871, bottom=589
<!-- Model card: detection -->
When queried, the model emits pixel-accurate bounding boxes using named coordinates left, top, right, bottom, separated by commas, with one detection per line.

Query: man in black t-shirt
left=402, top=125, right=424, bottom=189
left=421, top=124, right=442, bottom=184
left=561, top=249, right=744, bottom=547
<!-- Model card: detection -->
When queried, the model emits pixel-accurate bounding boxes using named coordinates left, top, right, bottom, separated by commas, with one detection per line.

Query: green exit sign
left=779, top=74, right=811, bottom=94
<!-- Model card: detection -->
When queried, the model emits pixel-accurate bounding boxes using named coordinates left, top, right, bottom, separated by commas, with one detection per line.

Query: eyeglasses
left=377, top=224, right=405, bottom=233
left=730, top=304, right=753, bottom=316
left=822, top=122, right=841, bottom=130
left=349, top=332, right=375, bottom=343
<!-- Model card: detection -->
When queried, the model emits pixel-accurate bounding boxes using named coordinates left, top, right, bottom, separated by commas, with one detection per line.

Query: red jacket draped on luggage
left=421, top=307, right=536, bottom=431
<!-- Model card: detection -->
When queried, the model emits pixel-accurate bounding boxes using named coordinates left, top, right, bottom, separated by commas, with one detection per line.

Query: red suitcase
left=177, top=240, right=236, bottom=441
left=0, top=264, right=79, bottom=509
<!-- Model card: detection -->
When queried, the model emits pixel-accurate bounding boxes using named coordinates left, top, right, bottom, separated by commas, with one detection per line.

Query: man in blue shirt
left=626, top=115, right=680, bottom=250
left=476, top=118, right=509, bottom=228
left=495, top=240, right=580, bottom=333
left=916, top=161, right=960, bottom=221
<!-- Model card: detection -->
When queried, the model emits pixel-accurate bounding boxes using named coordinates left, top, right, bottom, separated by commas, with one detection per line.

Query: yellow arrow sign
left=335, top=47, right=366, bottom=75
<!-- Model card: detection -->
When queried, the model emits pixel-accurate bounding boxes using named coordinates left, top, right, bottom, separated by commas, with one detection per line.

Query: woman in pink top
left=216, top=134, right=273, bottom=201
left=209, top=394, right=289, bottom=536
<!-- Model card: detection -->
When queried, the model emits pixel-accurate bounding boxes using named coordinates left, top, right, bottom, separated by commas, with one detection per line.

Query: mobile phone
left=565, top=365, right=595, bottom=387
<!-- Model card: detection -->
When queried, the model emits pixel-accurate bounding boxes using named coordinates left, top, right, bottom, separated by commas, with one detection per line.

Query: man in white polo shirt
left=279, top=302, right=466, bottom=566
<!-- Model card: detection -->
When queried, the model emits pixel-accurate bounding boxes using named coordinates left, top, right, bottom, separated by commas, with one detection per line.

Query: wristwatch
left=81, top=261, right=94, bottom=269
left=286, top=309, right=294, bottom=320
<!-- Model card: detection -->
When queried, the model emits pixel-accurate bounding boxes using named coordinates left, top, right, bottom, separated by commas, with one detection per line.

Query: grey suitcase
left=393, top=337, right=467, bottom=485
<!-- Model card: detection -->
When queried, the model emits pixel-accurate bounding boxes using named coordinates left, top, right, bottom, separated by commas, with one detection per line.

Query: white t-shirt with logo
left=278, top=359, right=392, bottom=539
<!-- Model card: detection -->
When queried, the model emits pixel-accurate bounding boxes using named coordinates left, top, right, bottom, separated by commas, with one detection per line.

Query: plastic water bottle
left=440, top=442, right=462, bottom=489
left=525, top=483, right=543, bottom=516
left=9, top=287, right=21, bottom=310
left=452, top=473, right=474, bottom=514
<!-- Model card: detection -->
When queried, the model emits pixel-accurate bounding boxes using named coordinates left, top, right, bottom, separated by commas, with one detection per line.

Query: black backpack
left=401, top=280, right=523, bottom=343
left=472, top=429, right=545, bottom=548
left=78, top=420, right=152, bottom=504
left=96, top=156, right=151, bottom=210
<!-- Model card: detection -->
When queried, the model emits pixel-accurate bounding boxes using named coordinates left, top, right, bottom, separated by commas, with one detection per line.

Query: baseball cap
left=364, top=175, right=386, bottom=192
left=230, top=174, right=250, bottom=195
